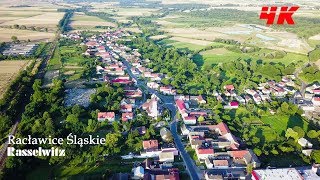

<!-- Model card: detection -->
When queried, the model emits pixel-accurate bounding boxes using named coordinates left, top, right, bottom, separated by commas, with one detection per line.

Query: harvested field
left=0, top=28, right=54, bottom=42
left=0, top=12, right=64, bottom=28
left=0, top=60, right=31, bottom=98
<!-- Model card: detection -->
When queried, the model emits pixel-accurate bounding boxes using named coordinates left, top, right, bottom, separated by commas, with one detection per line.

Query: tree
left=285, top=128, right=299, bottom=141
left=198, top=116, right=205, bottom=123
left=246, top=164, right=253, bottom=174
left=312, top=150, right=320, bottom=163
left=20, top=25, right=27, bottom=30
left=0, top=115, right=11, bottom=138
left=13, top=24, right=19, bottom=29
left=45, top=117, right=55, bottom=136
left=293, top=126, right=305, bottom=138
left=66, top=114, right=79, bottom=124
left=105, top=133, right=121, bottom=154
left=11, top=36, right=18, bottom=43
left=253, top=148, right=262, bottom=156
left=307, top=130, right=319, bottom=139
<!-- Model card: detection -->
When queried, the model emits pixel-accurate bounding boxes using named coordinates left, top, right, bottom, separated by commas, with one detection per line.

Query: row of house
left=175, top=95, right=208, bottom=125
left=121, top=46, right=177, bottom=95
left=174, top=91, right=261, bottom=172
left=89, top=31, right=141, bottom=123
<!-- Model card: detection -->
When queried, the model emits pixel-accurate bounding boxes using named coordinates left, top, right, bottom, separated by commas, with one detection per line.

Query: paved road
left=121, top=58, right=201, bottom=180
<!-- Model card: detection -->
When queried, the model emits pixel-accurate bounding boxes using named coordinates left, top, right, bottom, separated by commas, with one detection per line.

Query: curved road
left=121, top=58, right=201, bottom=180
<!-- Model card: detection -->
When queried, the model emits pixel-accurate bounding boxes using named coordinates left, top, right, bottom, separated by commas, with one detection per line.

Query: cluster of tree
left=129, top=16, right=160, bottom=36
left=89, top=84, right=124, bottom=111
left=9, top=24, right=48, bottom=32
left=209, top=98, right=319, bottom=165
left=214, top=38, right=240, bottom=45
left=308, top=48, right=320, bottom=62
left=128, top=37, right=298, bottom=95
left=0, top=60, right=37, bottom=141
left=300, top=64, right=320, bottom=83
left=261, top=50, right=287, bottom=59
left=58, top=10, right=73, bottom=33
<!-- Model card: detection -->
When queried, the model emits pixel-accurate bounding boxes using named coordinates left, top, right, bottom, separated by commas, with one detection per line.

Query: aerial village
left=60, top=30, right=320, bottom=180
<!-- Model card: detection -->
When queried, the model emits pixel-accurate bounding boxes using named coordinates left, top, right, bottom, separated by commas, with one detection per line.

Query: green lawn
left=169, top=42, right=205, bottom=51
left=48, top=47, right=62, bottom=70
left=261, top=115, right=309, bottom=135
left=198, top=47, right=308, bottom=66
left=260, top=153, right=308, bottom=167
left=72, top=14, right=106, bottom=22
left=62, top=56, right=88, bottom=65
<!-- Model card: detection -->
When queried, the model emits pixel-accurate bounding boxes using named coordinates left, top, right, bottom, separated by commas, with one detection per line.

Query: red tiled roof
left=230, top=101, right=239, bottom=106
left=213, top=160, right=229, bottom=166
left=313, top=97, right=320, bottom=101
left=216, top=122, right=231, bottom=135
left=230, top=150, right=249, bottom=159
left=176, top=99, right=186, bottom=111
left=143, top=140, right=158, bottom=150
left=111, top=79, right=132, bottom=84
left=98, top=112, right=115, bottom=119
left=189, top=111, right=207, bottom=116
left=184, top=116, right=197, bottom=121
left=224, top=84, right=234, bottom=91
left=121, top=104, right=133, bottom=112
left=122, top=112, right=133, bottom=122
left=197, top=148, right=214, bottom=155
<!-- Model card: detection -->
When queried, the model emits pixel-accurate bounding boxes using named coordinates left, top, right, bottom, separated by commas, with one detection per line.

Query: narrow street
left=121, top=58, right=201, bottom=180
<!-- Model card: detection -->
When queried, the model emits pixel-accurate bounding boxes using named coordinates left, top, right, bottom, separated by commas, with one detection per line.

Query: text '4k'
left=260, top=6, right=299, bottom=25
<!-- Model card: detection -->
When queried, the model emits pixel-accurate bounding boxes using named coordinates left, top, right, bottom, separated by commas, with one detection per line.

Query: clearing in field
left=0, top=28, right=54, bottom=42
left=0, top=60, right=31, bottom=99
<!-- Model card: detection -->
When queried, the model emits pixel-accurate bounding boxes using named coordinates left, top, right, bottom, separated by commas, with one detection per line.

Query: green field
left=71, top=14, right=106, bottom=22
left=48, top=47, right=62, bottom=70
left=196, top=47, right=308, bottom=67
left=261, top=115, right=309, bottom=135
